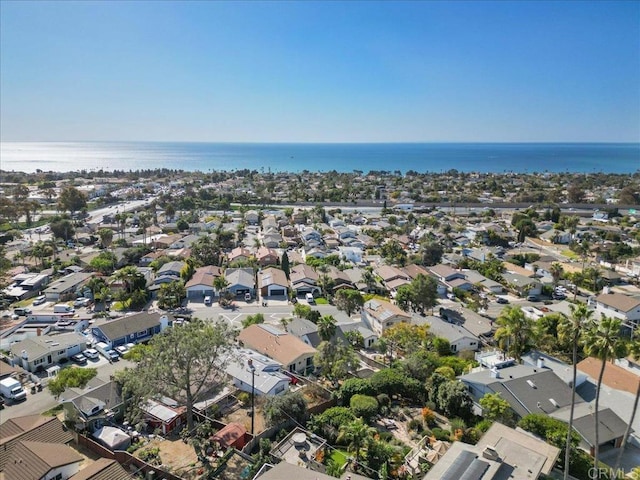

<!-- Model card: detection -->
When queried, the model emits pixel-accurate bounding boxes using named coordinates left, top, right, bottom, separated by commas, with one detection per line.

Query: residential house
left=228, top=247, right=252, bottom=264
left=238, top=324, right=317, bottom=374
left=502, top=272, right=542, bottom=297
left=285, top=318, right=322, bottom=348
left=43, top=272, right=92, bottom=301
left=326, top=266, right=355, bottom=292
left=361, top=298, right=411, bottom=336
left=225, top=348, right=291, bottom=396
left=594, top=292, right=640, bottom=332
left=338, top=246, right=363, bottom=264
left=428, top=264, right=472, bottom=292
left=540, top=228, right=572, bottom=244
left=289, top=264, right=320, bottom=296
left=255, top=462, right=373, bottom=480
left=140, top=398, right=186, bottom=435
left=169, top=233, right=200, bottom=250
left=423, top=422, right=560, bottom=480
left=245, top=210, right=259, bottom=225
left=262, top=232, right=282, bottom=248
left=185, top=265, right=222, bottom=299
left=460, top=364, right=628, bottom=455
left=62, top=379, right=125, bottom=432
left=256, top=247, right=279, bottom=267
left=258, top=267, right=289, bottom=297
left=3, top=440, right=83, bottom=480
left=155, top=261, right=185, bottom=282
left=463, top=269, right=503, bottom=293
left=225, top=268, right=256, bottom=297
left=68, top=458, right=133, bottom=480
left=0, top=415, right=75, bottom=474
left=11, top=332, right=88, bottom=373
left=91, top=312, right=171, bottom=348
left=338, top=321, right=378, bottom=349
left=413, top=315, right=479, bottom=353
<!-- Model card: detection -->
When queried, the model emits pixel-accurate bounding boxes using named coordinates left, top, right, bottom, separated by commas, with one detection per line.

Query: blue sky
left=1, top=1, right=638, bottom=142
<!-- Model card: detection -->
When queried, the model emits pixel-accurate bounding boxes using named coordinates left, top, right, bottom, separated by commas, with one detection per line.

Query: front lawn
left=314, top=297, right=329, bottom=305
left=329, top=449, right=350, bottom=468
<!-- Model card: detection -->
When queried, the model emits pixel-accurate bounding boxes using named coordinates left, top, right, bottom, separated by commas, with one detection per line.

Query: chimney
left=37, top=328, right=42, bottom=337
left=537, top=357, right=545, bottom=369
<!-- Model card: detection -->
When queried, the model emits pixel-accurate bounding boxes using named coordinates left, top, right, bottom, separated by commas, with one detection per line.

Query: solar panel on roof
left=459, top=459, right=490, bottom=480
left=441, top=450, right=477, bottom=480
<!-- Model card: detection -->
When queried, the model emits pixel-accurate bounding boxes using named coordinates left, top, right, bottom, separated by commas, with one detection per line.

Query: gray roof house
left=413, top=315, right=479, bottom=353
left=91, top=312, right=171, bottom=347
left=11, top=332, right=88, bottom=373
left=62, top=379, right=125, bottom=432
left=43, top=272, right=92, bottom=301
left=225, top=268, right=256, bottom=296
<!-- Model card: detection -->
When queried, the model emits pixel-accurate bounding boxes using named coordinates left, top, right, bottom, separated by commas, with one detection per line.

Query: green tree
left=337, top=378, right=375, bottom=405
left=436, top=380, right=473, bottom=421
left=280, top=252, right=290, bottom=280
left=48, top=367, right=97, bottom=398
left=317, top=314, right=337, bottom=342
left=242, top=313, right=265, bottom=328
left=50, top=218, right=75, bottom=241
left=98, top=228, right=114, bottom=249
left=308, top=406, right=356, bottom=444
left=582, top=315, right=627, bottom=471
left=263, top=391, right=307, bottom=427
left=350, top=394, right=379, bottom=422
left=213, top=275, right=229, bottom=296
left=89, top=251, right=118, bottom=274
left=411, top=274, right=439, bottom=313
left=334, top=289, right=364, bottom=316
left=337, top=418, right=376, bottom=469
left=314, top=341, right=359, bottom=381
left=293, top=303, right=312, bottom=319
left=112, top=265, right=145, bottom=295
left=550, top=262, right=564, bottom=288
left=494, top=305, right=535, bottom=363
left=117, top=319, right=236, bottom=430
left=157, top=281, right=186, bottom=310
left=479, top=392, right=514, bottom=425
left=57, top=186, right=87, bottom=215
left=191, top=235, right=221, bottom=266
left=559, top=303, right=592, bottom=480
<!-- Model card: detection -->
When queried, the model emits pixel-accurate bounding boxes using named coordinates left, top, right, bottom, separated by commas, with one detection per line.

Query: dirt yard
left=139, top=437, right=202, bottom=480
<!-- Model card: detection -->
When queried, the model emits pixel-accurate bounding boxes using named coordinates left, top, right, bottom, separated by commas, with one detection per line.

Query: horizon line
left=2, top=140, right=639, bottom=145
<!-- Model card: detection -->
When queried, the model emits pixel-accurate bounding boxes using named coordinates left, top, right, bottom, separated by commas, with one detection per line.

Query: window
left=53, top=474, right=62, bottom=480
left=137, top=330, right=147, bottom=338
left=275, top=385, right=285, bottom=394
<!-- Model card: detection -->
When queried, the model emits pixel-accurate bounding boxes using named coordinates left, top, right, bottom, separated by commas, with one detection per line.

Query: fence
left=356, top=350, right=386, bottom=370
left=76, top=433, right=184, bottom=480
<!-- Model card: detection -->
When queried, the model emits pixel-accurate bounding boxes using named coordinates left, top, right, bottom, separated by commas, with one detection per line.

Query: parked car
left=106, top=350, right=120, bottom=362
left=74, top=298, right=91, bottom=308
left=527, top=295, right=540, bottom=302
left=71, top=353, right=87, bottom=365
left=33, top=295, right=47, bottom=306
left=13, top=308, right=32, bottom=317
left=204, top=295, right=212, bottom=306
left=115, top=345, right=129, bottom=356
left=83, top=348, right=99, bottom=360
left=496, top=297, right=509, bottom=304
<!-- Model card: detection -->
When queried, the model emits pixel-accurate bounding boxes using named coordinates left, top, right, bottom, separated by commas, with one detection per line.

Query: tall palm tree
left=614, top=335, right=640, bottom=472
left=494, top=305, right=535, bottom=363
left=213, top=275, right=229, bottom=297
left=317, top=314, right=337, bottom=342
left=582, top=315, right=627, bottom=470
left=558, top=303, right=592, bottom=480
left=337, top=418, right=375, bottom=470
left=550, top=262, right=564, bottom=289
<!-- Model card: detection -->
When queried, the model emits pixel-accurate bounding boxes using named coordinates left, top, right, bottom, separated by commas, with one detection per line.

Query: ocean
left=0, top=142, right=638, bottom=174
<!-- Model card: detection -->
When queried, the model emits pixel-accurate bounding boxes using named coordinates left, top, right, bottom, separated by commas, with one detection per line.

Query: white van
left=204, top=295, right=212, bottom=306
left=305, top=293, right=315, bottom=304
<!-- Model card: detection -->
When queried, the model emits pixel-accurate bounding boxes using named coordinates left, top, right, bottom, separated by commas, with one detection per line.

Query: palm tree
left=361, top=269, right=376, bottom=293
left=582, top=315, right=627, bottom=470
left=558, top=303, right=592, bottom=480
left=317, top=314, right=337, bottom=342
left=337, top=418, right=375, bottom=470
left=494, top=305, right=535, bottom=363
left=113, top=265, right=144, bottom=295
left=138, top=212, right=151, bottom=246
left=86, top=277, right=107, bottom=301
left=213, top=275, right=229, bottom=297
left=614, top=335, right=640, bottom=472
left=550, top=262, right=564, bottom=289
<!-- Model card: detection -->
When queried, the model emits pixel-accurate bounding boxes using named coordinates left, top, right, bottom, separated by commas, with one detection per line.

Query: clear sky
left=1, top=0, right=639, bottom=143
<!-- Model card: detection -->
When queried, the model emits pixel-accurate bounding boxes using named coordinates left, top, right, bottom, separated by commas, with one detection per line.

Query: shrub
left=350, top=394, right=379, bottom=421
left=431, top=427, right=451, bottom=441
left=421, top=407, right=436, bottom=427
left=237, top=392, right=250, bottom=406
left=407, top=418, right=423, bottom=432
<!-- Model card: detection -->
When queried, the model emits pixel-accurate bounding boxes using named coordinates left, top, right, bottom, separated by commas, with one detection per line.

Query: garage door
left=270, top=289, right=285, bottom=296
